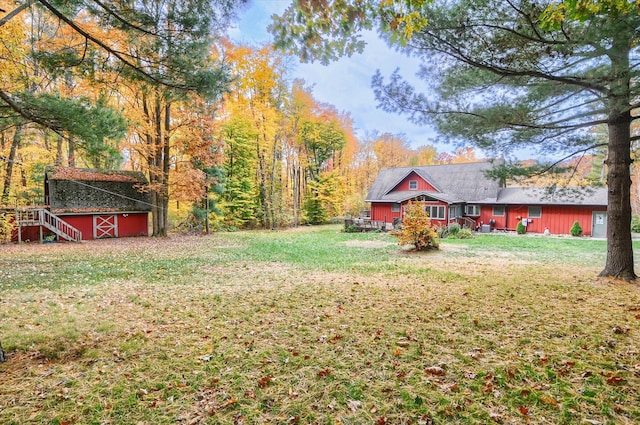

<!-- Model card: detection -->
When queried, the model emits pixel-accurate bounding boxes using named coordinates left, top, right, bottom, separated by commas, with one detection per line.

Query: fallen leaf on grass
left=519, top=406, right=529, bottom=416
left=417, top=414, right=433, bottom=425
left=606, top=376, right=626, bottom=386
left=258, top=375, right=272, bottom=388
left=612, top=325, right=630, bottom=335
left=424, top=366, right=446, bottom=376
left=540, top=396, right=558, bottom=406
left=220, top=397, right=238, bottom=408
left=317, top=368, right=331, bottom=378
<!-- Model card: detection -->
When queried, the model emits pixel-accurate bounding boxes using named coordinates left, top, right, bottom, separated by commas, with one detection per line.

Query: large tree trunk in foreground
left=599, top=32, right=636, bottom=281
left=599, top=113, right=636, bottom=280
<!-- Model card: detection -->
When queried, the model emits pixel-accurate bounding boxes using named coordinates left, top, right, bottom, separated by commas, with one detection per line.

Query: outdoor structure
left=14, top=167, right=151, bottom=242
left=364, top=161, right=608, bottom=237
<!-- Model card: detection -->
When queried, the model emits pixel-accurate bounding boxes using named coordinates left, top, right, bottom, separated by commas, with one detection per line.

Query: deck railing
left=16, top=208, right=82, bottom=242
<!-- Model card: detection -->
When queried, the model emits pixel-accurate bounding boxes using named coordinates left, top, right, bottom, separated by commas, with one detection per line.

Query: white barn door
left=94, top=214, right=118, bottom=239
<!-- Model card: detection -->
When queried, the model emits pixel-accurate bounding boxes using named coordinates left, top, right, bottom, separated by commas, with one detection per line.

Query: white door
left=592, top=211, right=607, bottom=238
left=94, top=215, right=118, bottom=239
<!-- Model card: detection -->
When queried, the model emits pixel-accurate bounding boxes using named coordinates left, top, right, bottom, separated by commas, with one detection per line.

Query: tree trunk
left=149, top=91, right=168, bottom=237
left=599, top=33, right=636, bottom=281
left=68, top=137, right=76, bottom=167
left=55, top=133, right=63, bottom=165
left=160, top=101, right=171, bottom=236
left=257, top=136, right=271, bottom=229
left=599, top=113, right=635, bottom=280
left=2, top=125, right=22, bottom=205
left=292, top=165, right=299, bottom=226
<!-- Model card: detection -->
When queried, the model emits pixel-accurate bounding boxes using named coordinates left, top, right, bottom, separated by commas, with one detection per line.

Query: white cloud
left=229, top=1, right=494, bottom=157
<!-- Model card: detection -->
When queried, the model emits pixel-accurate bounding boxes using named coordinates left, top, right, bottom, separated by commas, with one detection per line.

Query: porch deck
left=344, top=218, right=394, bottom=232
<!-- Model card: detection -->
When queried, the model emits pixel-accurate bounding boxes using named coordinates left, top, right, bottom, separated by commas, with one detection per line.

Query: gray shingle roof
left=365, top=160, right=502, bottom=204
left=45, top=166, right=152, bottom=213
left=495, top=186, right=608, bottom=206
left=366, top=161, right=608, bottom=207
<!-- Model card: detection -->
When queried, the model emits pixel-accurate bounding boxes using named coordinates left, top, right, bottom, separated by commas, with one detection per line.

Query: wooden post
left=204, top=185, right=209, bottom=235
left=16, top=207, right=21, bottom=244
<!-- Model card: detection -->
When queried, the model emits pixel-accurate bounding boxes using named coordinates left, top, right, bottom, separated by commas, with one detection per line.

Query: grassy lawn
left=0, top=226, right=638, bottom=424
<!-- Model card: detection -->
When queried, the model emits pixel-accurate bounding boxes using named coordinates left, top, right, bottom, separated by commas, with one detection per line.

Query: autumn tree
left=297, top=104, right=347, bottom=223
left=1, top=1, right=127, bottom=204
left=282, top=80, right=351, bottom=224
left=372, top=132, right=412, bottom=168
left=1, top=1, right=245, bottom=234
left=271, top=0, right=640, bottom=280
left=394, top=200, right=439, bottom=251
left=218, top=115, right=260, bottom=228
left=219, top=43, right=290, bottom=229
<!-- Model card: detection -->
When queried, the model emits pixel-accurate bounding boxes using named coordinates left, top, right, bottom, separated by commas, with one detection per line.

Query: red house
left=15, top=167, right=151, bottom=242
left=365, top=161, right=608, bottom=237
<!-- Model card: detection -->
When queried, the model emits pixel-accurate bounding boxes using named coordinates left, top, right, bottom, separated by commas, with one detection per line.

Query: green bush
left=447, top=223, right=461, bottom=237
left=457, top=228, right=474, bottom=239
left=570, top=221, right=582, bottom=237
left=344, top=225, right=358, bottom=233
left=436, top=225, right=449, bottom=238
left=516, top=221, right=526, bottom=234
left=632, top=215, right=640, bottom=233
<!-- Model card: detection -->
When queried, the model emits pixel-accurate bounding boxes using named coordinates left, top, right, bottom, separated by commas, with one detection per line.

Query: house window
left=424, top=205, right=445, bottom=220
left=409, top=180, right=418, bottom=190
left=528, top=206, right=542, bottom=218
left=465, top=204, right=480, bottom=216
left=391, top=203, right=400, bottom=212
left=492, top=205, right=505, bottom=216
left=449, top=205, right=461, bottom=218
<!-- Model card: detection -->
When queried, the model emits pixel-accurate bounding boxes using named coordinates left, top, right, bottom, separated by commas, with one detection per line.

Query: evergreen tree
left=271, top=0, right=640, bottom=280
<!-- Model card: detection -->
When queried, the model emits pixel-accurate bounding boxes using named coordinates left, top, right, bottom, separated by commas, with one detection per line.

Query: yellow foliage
left=393, top=200, right=440, bottom=251
left=0, top=0, right=27, bottom=85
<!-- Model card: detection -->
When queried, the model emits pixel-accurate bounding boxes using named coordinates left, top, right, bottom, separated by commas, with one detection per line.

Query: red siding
left=478, top=204, right=606, bottom=236
left=118, top=213, right=149, bottom=237
left=478, top=205, right=506, bottom=230
left=371, top=200, right=449, bottom=227
left=394, top=171, right=438, bottom=192
left=13, top=225, right=41, bottom=242
left=370, top=203, right=403, bottom=223
left=14, top=212, right=149, bottom=241
left=61, top=215, right=95, bottom=240
left=508, top=205, right=604, bottom=236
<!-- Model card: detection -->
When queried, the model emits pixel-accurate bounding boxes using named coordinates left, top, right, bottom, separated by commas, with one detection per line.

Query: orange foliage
left=393, top=200, right=439, bottom=251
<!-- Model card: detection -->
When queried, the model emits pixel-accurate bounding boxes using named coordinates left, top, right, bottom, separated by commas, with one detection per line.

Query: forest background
left=0, top=0, right=635, bottom=234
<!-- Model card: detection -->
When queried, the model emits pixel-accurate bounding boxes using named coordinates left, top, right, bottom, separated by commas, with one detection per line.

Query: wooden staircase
left=16, top=208, right=82, bottom=242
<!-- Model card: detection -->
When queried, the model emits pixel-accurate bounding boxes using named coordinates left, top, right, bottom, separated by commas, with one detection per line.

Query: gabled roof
left=45, top=166, right=152, bottom=213
left=381, top=169, right=444, bottom=195
left=46, top=166, right=147, bottom=183
left=494, top=186, right=608, bottom=206
left=366, top=160, right=502, bottom=204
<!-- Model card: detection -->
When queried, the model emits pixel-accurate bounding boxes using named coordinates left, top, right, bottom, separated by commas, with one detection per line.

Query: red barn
left=365, top=161, right=608, bottom=236
left=14, top=167, right=151, bottom=242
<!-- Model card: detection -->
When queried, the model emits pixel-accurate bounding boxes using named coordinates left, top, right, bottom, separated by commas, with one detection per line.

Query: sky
left=227, top=0, right=451, bottom=153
